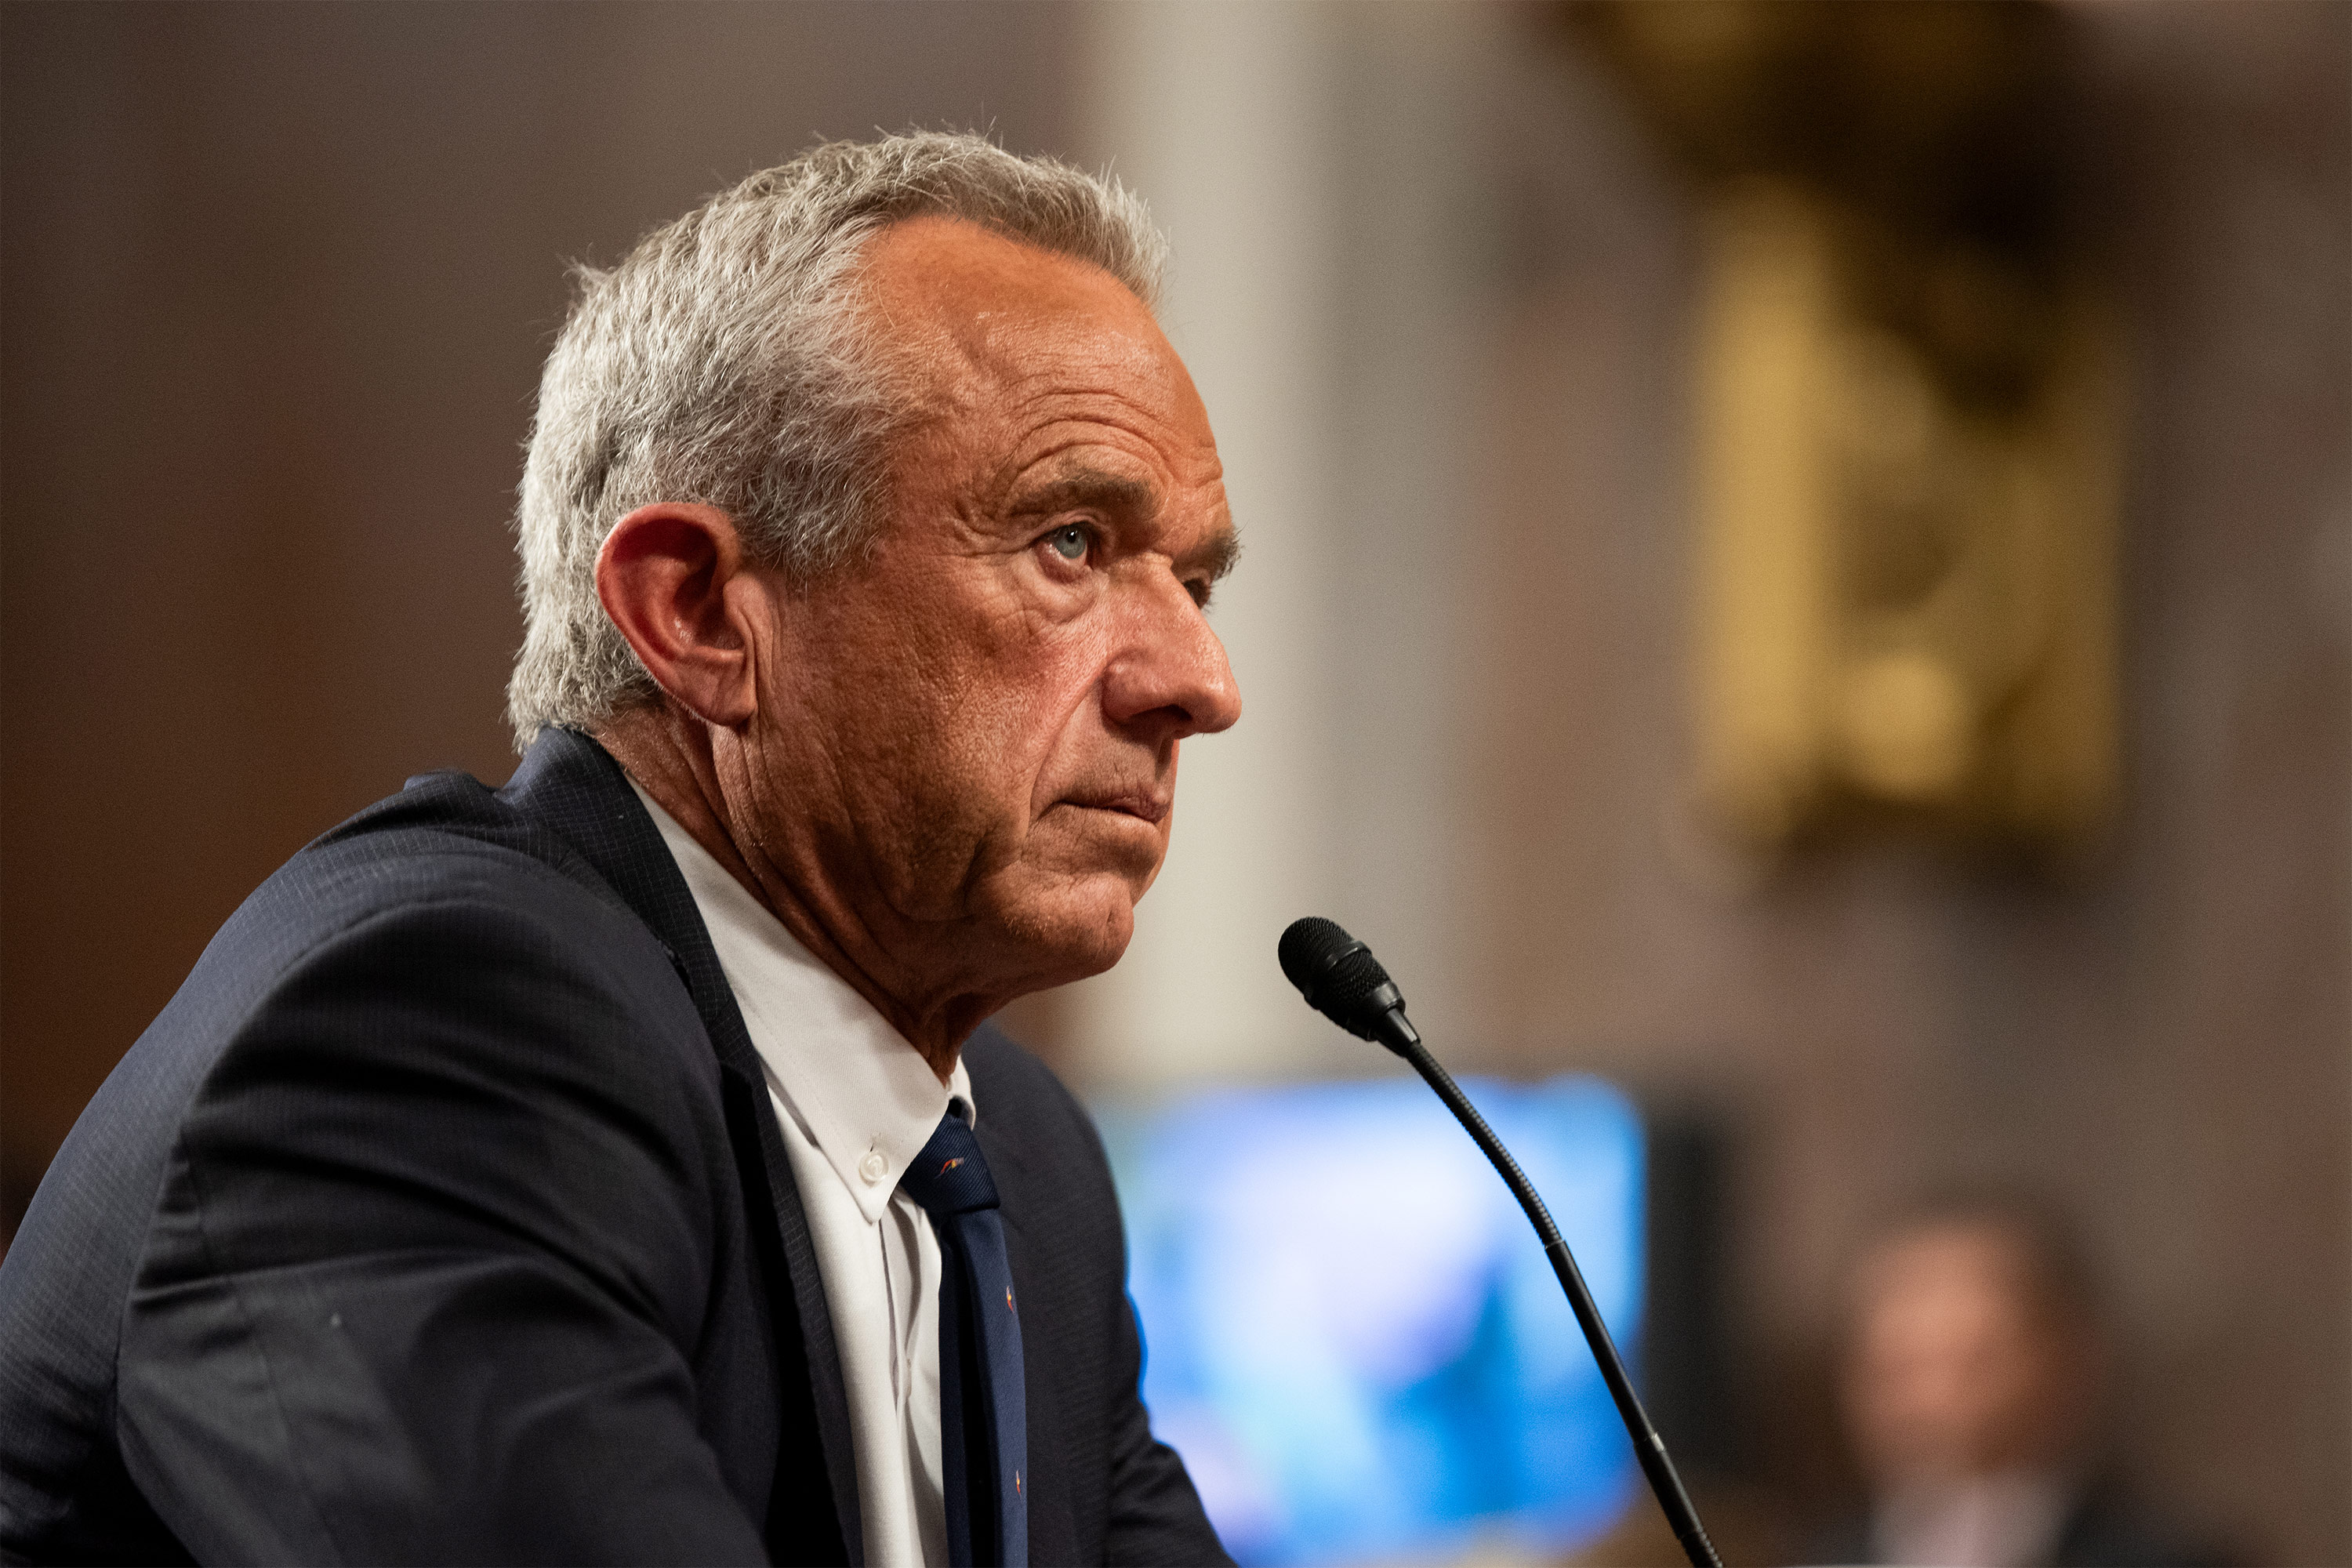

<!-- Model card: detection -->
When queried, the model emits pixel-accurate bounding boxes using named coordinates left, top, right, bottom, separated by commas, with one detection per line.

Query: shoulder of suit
left=960, top=1022, right=1116, bottom=1178
left=963, top=1023, right=1079, bottom=1115
left=171, top=766, right=659, bottom=1021
left=273, top=765, right=632, bottom=924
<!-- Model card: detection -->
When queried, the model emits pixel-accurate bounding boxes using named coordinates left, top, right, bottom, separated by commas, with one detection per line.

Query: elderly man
left=0, top=134, right=1240, bottom=1566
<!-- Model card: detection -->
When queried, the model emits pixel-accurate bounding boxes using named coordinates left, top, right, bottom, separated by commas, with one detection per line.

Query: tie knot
left=898, top=1112, right=1000, bottom=1216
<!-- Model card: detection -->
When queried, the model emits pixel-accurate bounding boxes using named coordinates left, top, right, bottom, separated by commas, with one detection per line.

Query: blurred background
left=3, top=2, right=2344, bottom=1563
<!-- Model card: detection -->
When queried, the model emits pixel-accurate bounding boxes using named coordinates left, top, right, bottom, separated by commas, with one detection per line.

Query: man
left=0, top=132, right=1240, bottom=1566
left=1813, top=1197, right=2228, bottom=1568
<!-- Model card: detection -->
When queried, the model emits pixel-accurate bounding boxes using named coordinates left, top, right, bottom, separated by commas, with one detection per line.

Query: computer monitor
left=1100, top=1074, right=1646, bottom=1566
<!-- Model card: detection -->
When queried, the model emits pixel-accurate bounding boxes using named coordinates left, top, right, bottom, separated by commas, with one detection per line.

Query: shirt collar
left=632, top=782, right=971, bottom=1225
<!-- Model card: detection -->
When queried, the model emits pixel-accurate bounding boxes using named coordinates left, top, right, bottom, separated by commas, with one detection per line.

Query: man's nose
left=1102, top=575, right=1242, bottom=740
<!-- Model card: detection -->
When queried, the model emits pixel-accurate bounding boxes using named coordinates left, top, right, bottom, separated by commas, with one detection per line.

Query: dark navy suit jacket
left=0, top=728, right=1226, bottom=1566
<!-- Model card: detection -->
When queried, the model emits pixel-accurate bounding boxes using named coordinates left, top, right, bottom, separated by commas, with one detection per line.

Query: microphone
left=1276, top=916, right=1418, bottom=1051
left=1278, top=916, right=1722, bottom=1568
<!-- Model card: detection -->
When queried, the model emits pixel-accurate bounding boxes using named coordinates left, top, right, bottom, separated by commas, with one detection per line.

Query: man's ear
left=594, top=502, right=764, bottom=728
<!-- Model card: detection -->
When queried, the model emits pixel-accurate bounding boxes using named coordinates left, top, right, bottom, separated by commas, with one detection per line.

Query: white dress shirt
left=1871, top=1469, right=2074, bottom=1568
left=637, top=786, right=964, bottom=1568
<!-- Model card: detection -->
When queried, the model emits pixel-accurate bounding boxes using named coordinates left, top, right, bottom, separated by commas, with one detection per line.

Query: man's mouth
left=1063, top=790, right=1171, bottom=826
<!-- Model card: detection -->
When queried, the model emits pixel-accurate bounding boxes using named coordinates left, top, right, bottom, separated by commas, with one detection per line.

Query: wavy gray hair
left=505, top=132, right=1168, bottom=750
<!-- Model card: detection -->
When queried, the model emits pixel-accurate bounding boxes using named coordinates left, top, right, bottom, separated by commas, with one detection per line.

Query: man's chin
left=989, top=874, right=1141, bottom=987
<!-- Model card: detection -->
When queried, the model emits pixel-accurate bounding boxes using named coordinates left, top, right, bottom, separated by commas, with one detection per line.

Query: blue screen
left=1100, top=1076, right=1645, bottom=1566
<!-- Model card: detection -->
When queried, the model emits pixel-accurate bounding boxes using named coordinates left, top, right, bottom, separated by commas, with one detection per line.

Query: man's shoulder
left=2054, top=1479, right=2243, bottom=1568
left=298, top=760, right=623, bottom=919
left=0, top=757, right=717, bottom=1566
left=962, top=1024, right=1100, bottom=1163
left=201, top=754, right=656, bottom=989
left=64, top=758, right=697, bottom=1173
left=963, top=1021, right=1079, bottom=1105
left=56, top=746, right=701, bottom=1210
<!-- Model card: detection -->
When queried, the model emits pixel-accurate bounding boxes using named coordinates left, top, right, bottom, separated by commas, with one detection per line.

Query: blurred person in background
left=0, top=132, right=1238, bottom=1566
left=1813, top=1196, right=2228, bottom=1568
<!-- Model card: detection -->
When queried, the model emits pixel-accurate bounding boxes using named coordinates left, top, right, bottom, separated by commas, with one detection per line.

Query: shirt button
left=858, top=1150, right=888, bottom=1185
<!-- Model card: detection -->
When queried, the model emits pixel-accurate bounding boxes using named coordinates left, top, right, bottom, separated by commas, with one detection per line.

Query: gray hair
left=505, top=131, right=1168, bottom=750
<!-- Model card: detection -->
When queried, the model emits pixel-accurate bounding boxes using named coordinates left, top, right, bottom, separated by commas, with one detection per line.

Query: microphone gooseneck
left=1276, top=916, right=1723, bottom=1568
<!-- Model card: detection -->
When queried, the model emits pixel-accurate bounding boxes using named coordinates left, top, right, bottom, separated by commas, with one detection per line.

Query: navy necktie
left=899, top=1112, right=1027, bottom=1568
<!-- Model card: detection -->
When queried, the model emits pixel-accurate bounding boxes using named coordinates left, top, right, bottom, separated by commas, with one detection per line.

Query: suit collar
left=500, top=730, right=760, bottom=1077
left=499, top=726, right=866, bottom=1565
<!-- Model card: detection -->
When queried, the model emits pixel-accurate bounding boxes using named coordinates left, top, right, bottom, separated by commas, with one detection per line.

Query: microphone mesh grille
left=1279, top=916, right=1405, bottom=1038
left=1318, top=943, right=1394, bottom=1014
left=1277, top=916, right=1353, bottom=995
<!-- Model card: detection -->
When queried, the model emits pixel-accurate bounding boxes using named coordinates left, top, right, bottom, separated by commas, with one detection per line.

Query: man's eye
left=1047, top=525, right=1089, bottom=563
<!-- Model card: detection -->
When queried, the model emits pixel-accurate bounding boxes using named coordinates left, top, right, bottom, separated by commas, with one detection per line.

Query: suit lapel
left=501, top=728, right=866, bottom=1566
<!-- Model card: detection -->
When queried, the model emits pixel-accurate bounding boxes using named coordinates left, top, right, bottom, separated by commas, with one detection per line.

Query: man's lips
left=1062, top=790, right=1171, bottom=826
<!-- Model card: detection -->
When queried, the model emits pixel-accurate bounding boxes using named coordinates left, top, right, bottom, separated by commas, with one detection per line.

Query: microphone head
left=1278, top=916, right=1409, bottom=1045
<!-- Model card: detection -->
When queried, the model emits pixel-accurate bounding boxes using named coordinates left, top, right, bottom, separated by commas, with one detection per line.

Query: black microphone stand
left=1388, top=1023, right=1723, bottom=1568
left=1276, top=916, right=1722, bottom=1567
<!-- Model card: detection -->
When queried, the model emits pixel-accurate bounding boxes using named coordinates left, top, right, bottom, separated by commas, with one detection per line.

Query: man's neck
left=592, top=707, right=975, bottom=1083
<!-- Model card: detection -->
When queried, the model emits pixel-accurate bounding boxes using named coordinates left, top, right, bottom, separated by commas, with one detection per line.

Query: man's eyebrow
left=1185, top=524, right=1242, bottom=584
left=1006, top=469, right=1156, bottom=519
